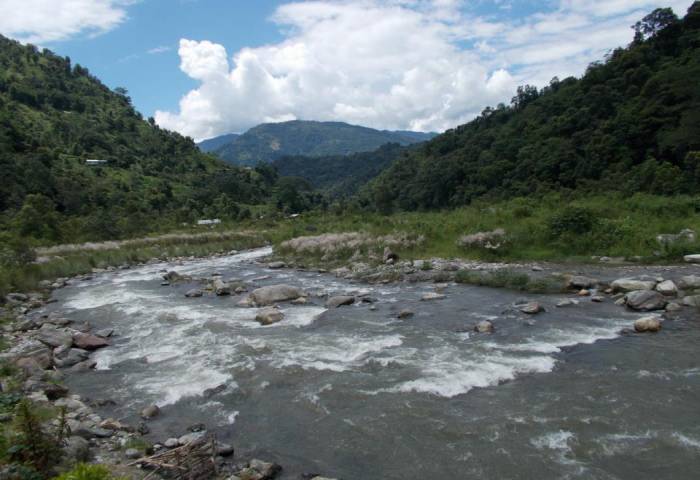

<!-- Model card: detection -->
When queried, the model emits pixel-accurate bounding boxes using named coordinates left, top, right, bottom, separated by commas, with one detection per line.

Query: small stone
left=421, top=292, right=446, bottom=301
left=326, top=296, right=355, bottom=308
left=520, top=302, right=544, bottom=314
left=578, top=289, right=591, bottom=297
left=291, top=297, right=308, bottom=305
left=665, top=302, right=682, bottom=312
left=655, top=280, right=678, bottom=296
left=634, top=316, right=662, bottom=333
left=256, top=307, right=284, bottom=326
left=397, top=309, right=414, bottom=319
left=185, top=289, right=203, bottom=298
left=141, top=404, right=160, bottom=420
left=164, top=438, right=179, bottom=448
left=178, top=431, right=206, bottom=446
left=591, top=295, right=604, bottom=303
left=556, top=299, right=579, bottom=308
left=474, top=320, right=494, bottom=333
left=72, top=333, right=109, bottom=350
left=125, top=448, right=141, bottom=459
left=267, top=261, right=286, bottom=269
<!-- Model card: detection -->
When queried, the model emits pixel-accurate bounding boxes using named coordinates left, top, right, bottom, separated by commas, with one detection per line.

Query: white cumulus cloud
left=154, top=0, right=695, bottom=140
left=0, top=0, right=135, bottom=44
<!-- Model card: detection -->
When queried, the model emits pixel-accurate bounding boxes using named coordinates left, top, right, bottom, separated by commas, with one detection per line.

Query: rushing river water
left=43, top=248, right=700, bottom=479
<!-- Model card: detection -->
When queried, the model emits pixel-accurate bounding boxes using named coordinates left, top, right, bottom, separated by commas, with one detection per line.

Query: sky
left=0, top=0, right=695, bottom=141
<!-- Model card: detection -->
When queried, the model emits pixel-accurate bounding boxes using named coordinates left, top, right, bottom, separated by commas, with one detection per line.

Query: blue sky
left=0, top=0, right=694, bottom=139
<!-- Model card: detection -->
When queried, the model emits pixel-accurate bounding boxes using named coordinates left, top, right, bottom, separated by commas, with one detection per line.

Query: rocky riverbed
left=2, top=247, right=700, bottom=479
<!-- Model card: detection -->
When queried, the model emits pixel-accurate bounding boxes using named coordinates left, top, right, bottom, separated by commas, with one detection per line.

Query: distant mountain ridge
left=197, top=133, right=239, bottom=153
left=199, top=120, right=436, bottom=166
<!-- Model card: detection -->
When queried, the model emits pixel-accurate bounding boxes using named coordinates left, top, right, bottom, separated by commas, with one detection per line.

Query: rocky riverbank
left=2, top=241, right=700, bottom=479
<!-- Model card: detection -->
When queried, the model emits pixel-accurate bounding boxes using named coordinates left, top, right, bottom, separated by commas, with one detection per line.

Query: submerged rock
left=256, top=307, right=284, bottom=326
left=397, top=309, right=414, bottom=319
left=520, top=302, right=544, bottom=314
left=185, top=288, right=203, bottom=298
left=634, top=316, right=662, bottom=333
left=326, top=296, right=355, bottom=308
left=474, top=320, right=494, bottom=333
left=556, top=299, right=579, bottom=308
left=421, top=292, right=446, bottom=301
left=250, top=284, right=306, bottom=306
left=624, top=290, right=667, bottom=311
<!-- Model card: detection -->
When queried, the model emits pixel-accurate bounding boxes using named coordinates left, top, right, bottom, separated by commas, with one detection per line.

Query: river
left=42, top=248, right=700, bottom=479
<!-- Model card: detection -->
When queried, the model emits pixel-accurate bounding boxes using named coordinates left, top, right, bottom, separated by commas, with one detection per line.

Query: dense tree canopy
left=362, top=3, right=700, bottom=211
left=0, top=35, right=277, bottom=244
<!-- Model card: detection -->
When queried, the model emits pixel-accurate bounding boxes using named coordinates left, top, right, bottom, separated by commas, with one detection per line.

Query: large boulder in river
left=611, top=278, right=656, bottom=292
left=624, top=290, right=667, bottom=311
left=250, top=284, right=306, bottom=306
left=72, top=333, right=109, bottom=350
left=634, top=316, right=662, bottom=333
left=256, top=307, right=284, bottom=326
left=326, top=296, right=355, bottom=308
left=682, top=295, right=700, bottom=307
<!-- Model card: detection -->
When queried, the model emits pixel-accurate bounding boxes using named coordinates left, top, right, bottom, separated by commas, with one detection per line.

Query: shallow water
left=45, top=249, right=700, bottom=479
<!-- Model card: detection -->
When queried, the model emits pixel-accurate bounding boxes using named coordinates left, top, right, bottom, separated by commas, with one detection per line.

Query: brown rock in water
left=634, top=316, right=662, bottom=333
left=72, top=333, right=109, bottom=350
left=256, top=307, right=284, bottom=326
left=141, top=404, right=160, bottom=420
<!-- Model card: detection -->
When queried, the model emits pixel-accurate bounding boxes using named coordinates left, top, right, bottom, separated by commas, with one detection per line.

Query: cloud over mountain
left=153, top=0, right=694, bottom=140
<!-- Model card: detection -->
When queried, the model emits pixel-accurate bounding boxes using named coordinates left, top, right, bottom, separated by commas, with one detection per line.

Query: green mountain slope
left=365, top=4, right=700, bottom=211
left=197, top=133, right=239, bottom=152
left=211, top=120, right=436, bottom=166
left=272, top=143, right=410, bottom=198
left=0, top=35, right=273, bottom=244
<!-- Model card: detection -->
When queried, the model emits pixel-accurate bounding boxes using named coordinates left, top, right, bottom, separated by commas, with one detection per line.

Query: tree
left=633, top=8, right=679, bottom=41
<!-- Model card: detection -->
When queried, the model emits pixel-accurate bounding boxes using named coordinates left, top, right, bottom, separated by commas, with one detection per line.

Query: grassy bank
left=2, top=193, right=699, bottom=297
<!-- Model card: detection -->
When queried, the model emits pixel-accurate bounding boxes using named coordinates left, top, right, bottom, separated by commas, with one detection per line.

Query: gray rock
left=634, top=316, right=662, bottom=333
left=212, top=278, right=231, bottom=296
left=624, top=290, right=667, bottom=311
left=682, top=295, right=700, bottom=307
left=291, top=297, right=308, bottom=305
left=683, top=254, right=700, bottom=264
left=63, top=435, right=91, bottom=462
left=94, top=328, right=114, bottom=338
left=566, top=275, right=598, bottom=290
left=73, top=423, right=112, bottom=439
left=267, top=261, right=286, bottom=269
left=69, top=359, right=97, bottom=371
left=591, top=295, right=605, bottom=303
left=326, top=296, right=355, bottom=308
left=185, top=289, right=203, bottom=298
left=474, top=320, right=494, bottom=333
left=611, top=278, right=656, bottom=292
left=35, top=324, right=73, bottom=348
left=679, top=275, right=700, bottom=289
left=217, top=442, right=234, bottom=457
left=520, top=302, right=544, bottom=314
left=556, top=299, right=579, bottom=307
left=655, top=280, right=678, bottom=296
left=397, top=309, right=414, bottom=319
left=249, top=459, right=282, bottom=479
left=164, top=438, right=179, bottom=448
left=124, top=448, right=141, bottom=459
left=421, top=292, right=446, bottom=301
left=178, top=431, right=206, bottom=446
left=250, top=284, right=306, bottom=306
left=54, top=348, right=90, bottom=368
left=256, top=307, right=284, bottom=326
left=666, top=302, right=682, bottom=312
left=141, top=404, right=160, bottom=419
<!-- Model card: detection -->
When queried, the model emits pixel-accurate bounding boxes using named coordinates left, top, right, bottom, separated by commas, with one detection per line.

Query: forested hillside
left=0, top=35, right=274, bottom=248
left=273, top=143, right=410, bottom=198
left=210, top=120, right=435, bottom=166
left=364, top=4, right=700, bottom=211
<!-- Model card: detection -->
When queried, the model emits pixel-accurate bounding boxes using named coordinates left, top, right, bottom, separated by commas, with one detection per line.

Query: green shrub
left=547, top=206, right=599, bottom=238
left=54, top=464, right=112, bottom=480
